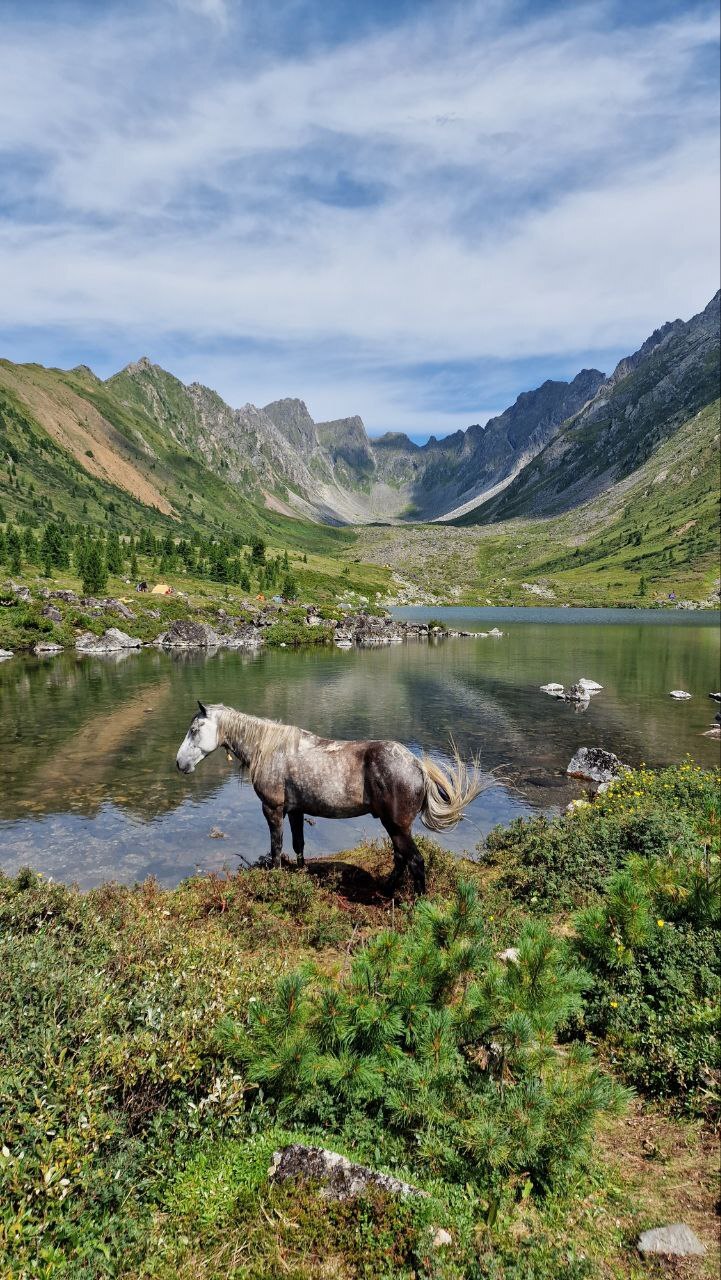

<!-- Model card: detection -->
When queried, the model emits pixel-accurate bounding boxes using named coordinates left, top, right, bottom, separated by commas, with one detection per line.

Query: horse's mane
left=217, top=706, right=303, bottom=781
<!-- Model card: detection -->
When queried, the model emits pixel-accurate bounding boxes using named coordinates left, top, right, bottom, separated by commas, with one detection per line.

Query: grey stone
left=567, top=747, right=628, bottom=785
left=637, top=1224, right=706, bottom=1257
left=33, top=641, right=63, bottom=655
left=154, top=619, right=221, bottom=649
left=104, top=627, right=142, bottom=648
left=0, top=648, right=13, bottom=660
left=41, top=604, right=62, bottom=623
left=76, top=628, right=141, bottom=654
left=268, top=1144, right=428, bottom=1201
left=8, top=582, right=31, bottom=601
left=669, top=689, right=692, bottom=699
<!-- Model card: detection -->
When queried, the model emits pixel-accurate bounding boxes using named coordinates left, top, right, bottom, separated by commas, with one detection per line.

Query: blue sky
left=1, top=1, right=718, bottom=440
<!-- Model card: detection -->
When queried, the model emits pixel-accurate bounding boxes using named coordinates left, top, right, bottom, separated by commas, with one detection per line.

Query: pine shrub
left=217, top=882, right=627, bottom=1199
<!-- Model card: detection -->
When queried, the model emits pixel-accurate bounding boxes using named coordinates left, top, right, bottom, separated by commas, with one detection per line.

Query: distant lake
left=1, top=607, right=718, bottom=888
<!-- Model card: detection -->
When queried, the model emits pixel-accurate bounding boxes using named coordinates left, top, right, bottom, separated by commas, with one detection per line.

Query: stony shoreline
left=1, top=582, right=498, bottom=658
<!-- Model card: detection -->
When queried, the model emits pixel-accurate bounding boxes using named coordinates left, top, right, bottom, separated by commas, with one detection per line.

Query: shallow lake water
left=0, top=606, right=718, bottom=887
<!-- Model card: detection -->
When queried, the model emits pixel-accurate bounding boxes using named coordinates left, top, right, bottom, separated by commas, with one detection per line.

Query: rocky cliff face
left=100, top=292, right=719, bottom=527
left=461, top=291, right=720, bottom=524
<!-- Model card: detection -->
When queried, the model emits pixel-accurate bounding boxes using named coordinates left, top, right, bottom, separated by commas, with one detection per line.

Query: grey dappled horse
left=176, top=702, right=482, bottom=894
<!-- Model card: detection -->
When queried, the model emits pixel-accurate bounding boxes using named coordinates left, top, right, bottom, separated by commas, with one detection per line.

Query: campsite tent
left=151, top=583, right=172, bottom=595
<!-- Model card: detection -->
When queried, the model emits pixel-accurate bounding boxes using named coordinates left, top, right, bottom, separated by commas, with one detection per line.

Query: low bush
left=572, top=845, right=720, bottom=1109
left=218, top=881, right=627, bottom=1207
left=483, top=763, right=718, bottom=909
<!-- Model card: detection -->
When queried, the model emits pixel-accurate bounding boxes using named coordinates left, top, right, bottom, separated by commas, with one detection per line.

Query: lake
left=0, top=607, right=718, bottom=888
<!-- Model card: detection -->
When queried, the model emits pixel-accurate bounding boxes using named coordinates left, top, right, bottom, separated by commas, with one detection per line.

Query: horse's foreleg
left=288, top=811, right=305, bottom=867
left=381, top=820, right=426, bottom=896
left=262, top=802, right=284, bottom=869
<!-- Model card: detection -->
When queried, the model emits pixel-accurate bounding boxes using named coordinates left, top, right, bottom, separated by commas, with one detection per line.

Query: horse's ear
left=197, top=700, right=208, bottom=717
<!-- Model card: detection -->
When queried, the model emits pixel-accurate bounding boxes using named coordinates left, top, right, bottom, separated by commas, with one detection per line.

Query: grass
left=1, top=765, right=719, bottom=1278
left=351, top=401, right=720, bottom=608
left=0, top=547, right=391, bottom=653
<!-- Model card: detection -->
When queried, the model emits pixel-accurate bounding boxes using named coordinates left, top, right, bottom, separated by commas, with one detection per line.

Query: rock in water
left=669, top=690, right=692, bottom=699
left=268, top=1145, right=429, bottom=1201
left=565, top=684, right=590, bottom=704
left=0, top=648, right=13, bottom=661
left=637, top=1224, right=706, bottom=1257
left=567, top=747, right=628, bottom=784
left=540, top=683, right=565, bottom=696
left=577, top=677, right=603, bottom=692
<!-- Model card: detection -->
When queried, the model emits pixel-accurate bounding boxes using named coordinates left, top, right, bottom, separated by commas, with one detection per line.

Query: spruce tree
left=81, top=540, right=108, bottom=595
left=7, top=527, right=22, bottom=574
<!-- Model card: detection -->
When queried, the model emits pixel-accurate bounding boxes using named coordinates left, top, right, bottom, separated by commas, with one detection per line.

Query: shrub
left=483, top=763, right=716, bottom=909
left=217, top=881, right=626, bottom=1202
left=572, top=845, right=720, bottom=1108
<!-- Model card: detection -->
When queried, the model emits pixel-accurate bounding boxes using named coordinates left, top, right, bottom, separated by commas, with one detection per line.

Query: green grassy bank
left=1, top=764, right=719, bottom=1279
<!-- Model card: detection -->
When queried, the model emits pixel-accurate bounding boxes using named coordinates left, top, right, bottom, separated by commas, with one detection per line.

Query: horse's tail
left=419, top=746, right=484, bottom=832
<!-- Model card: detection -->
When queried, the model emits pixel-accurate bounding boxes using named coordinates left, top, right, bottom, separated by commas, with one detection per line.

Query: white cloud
left=0, top=0, right=718, bottom=432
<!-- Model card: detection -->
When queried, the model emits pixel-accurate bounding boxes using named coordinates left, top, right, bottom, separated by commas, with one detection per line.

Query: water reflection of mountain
left=1, top=624, right=718, bottom=830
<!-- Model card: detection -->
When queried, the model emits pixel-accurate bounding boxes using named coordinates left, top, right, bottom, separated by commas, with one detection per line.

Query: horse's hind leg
left=381, top=819, right=426, bottom=896
left=288, top=810, right=305, bottom=867
left=262, top=802, right=284, bottom=869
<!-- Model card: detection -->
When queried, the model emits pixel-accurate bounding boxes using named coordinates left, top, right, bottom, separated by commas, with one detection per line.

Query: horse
left=175, top=701, right=483, bottom=894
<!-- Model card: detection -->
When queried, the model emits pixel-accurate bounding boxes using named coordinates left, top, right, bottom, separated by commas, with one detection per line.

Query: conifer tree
left=81, top=540, right=108, bottom=595
left=7, top=526, right=22, bottom=574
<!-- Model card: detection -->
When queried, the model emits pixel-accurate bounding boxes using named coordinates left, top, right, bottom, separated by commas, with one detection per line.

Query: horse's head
left=176, top=701, right=220, bottom=774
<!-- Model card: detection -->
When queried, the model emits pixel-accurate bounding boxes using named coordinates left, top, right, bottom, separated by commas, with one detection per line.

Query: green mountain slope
left=459, top=291, right=720, bottom=525
left=0, top=360, right=350, bottom=557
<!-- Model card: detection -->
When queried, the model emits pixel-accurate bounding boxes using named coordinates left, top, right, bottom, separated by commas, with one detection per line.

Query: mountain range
left=0, top=292, right=718, bottom=539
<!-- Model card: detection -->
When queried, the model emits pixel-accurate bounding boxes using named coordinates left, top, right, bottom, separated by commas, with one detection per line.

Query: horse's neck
left=218, top=708, right=256, bottom=767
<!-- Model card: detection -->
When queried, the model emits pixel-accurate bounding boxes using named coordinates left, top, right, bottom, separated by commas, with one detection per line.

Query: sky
left=0, top=0, right=718, bottom=440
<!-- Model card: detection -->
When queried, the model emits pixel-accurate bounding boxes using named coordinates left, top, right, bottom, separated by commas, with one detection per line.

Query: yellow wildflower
left=657, top=919, right=665, bottom=928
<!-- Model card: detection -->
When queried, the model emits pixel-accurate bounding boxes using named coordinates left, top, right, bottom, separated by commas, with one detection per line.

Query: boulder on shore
left=268, top=1144, right=429, bottom=1202
left=567, top=747, right=628, bottom=785
left=76, top=628, right=142, bottom=654
left=154, top=619, right=221, bottom=649
left=0, top=647, right=13, bottom=661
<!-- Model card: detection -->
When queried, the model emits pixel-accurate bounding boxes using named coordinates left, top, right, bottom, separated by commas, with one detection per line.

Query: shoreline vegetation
left=1, top=762, right=719, bottom=1278
left=1, top=568, right=718, bottom=659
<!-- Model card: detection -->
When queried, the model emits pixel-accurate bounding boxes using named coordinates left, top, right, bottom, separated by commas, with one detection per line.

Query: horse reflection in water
left=176, top=701, right=482, bottom=895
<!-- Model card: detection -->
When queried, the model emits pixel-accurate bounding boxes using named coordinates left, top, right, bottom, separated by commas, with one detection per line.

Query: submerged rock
left=540, top=683, right=565, bottom=696
left=567, top=747, right=628, bottom=785
left=637, top=1224, right=706, bottom=1257
left=268, top=1144, right=429, bottom=1201
left=33, top=641, right=63, bottom=655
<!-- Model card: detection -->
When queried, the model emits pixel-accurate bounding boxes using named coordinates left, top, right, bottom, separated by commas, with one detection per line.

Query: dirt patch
left=0, top=364, right=175, bottom=516
left=597, top=1102, right=720, bottom=1277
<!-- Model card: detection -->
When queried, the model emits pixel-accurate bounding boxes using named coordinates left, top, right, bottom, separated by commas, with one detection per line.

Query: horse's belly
left=285, top=744, right=367, bottom=817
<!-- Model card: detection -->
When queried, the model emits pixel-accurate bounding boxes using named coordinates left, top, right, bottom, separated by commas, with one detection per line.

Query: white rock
left=577, top=678, right=603, bottom=692
left=669, top=690, right=692, bottom=699
left=431, top=1228, right=453, bottom=1248
left=496, top=947, right=520, bottom=964
left=637, top=1224, right=706, bottom=1257
left=0, top=648, right=13, bottom=660
left=540, top=683, right=565, bottom=695
left=488, top=627, right=504, bottom=637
